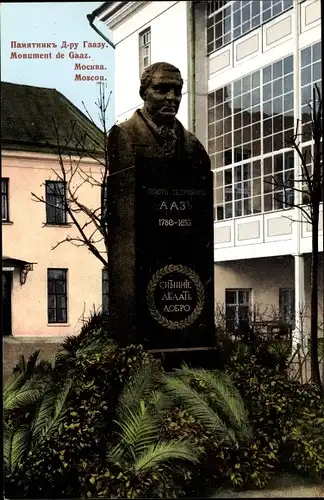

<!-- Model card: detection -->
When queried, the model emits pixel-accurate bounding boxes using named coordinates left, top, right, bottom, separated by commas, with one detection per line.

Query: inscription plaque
left=146, top=264, right=204, bottom=330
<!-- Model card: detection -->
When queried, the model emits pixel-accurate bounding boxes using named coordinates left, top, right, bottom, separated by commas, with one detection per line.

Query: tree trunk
left=310, top=208, right=322, bottom=390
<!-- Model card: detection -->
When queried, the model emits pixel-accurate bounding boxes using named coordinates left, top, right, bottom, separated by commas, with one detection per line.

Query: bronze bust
left=108, top=62, right=211, bottom=173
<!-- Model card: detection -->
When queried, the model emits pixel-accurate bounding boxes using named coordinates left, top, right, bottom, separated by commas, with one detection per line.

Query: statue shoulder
left=111, top=112, right=139, bottom=135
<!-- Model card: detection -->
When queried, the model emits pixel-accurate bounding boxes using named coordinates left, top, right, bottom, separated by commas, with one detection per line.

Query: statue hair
left=139, top=62, right=183, bottom=98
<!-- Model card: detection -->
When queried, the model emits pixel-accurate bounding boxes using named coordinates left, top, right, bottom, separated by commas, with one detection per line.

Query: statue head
left=139, top=62, right=183, bottom=124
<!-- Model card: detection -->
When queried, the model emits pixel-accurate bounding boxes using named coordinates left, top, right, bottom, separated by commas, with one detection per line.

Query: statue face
left=143, top=69, right=183, bottom=123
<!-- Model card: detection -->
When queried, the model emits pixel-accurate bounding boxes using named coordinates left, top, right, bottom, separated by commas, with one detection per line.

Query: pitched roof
left=90, top=2, right=127, bottom=21
left=1, top=82, right=105, bottom=155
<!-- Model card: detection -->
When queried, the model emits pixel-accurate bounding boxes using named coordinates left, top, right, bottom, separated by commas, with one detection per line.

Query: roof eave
left=90, top=1, right=128, bottom=22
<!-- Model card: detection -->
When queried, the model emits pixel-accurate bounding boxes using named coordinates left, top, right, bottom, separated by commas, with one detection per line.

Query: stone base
left=149, top=346, right=221, bottom=371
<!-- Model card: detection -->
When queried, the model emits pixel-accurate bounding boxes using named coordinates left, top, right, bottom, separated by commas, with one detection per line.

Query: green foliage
left=5, top=327, right=323, bottom=499
left=290, top=413, right=324, bottom=479
left=159, top=370, right=270, bottom=494
left=162, top=366, right=251, bottom=447
left=4, top=343, right=157, bottom=499
left=86, top=365, right=200, bottom=499
left=4, top=340, right=252, bottom=499
left=223, top=333, right=324, bottom=486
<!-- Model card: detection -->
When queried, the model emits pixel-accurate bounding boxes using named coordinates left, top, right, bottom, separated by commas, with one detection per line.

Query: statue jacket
left=107, top=109, right=211, bottom=174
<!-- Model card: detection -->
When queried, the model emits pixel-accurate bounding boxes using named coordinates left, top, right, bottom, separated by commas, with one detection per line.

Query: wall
left=215, top=255, right=294, bottom=308
left=3, top=337, right=63, bottom=381
left=215, top=254, right=324, bottom=334
left=2, top=150, right=104, bottom=337
left=109, top=1, right=189, bottom=126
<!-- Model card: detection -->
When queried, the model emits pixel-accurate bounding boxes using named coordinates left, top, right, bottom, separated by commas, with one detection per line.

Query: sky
left=1, top=2, right=115, bottom=129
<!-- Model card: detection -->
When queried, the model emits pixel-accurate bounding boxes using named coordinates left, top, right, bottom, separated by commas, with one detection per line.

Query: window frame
left=47, top=268, right=68, bottom=324
left=207, top=0, right=294, bottom=56
left=279, top=287, right=295, bottom=326
left=209, top=54, right=295, bottom=220
left=45, top=180, right=67, bottom=225
left=2, top=178, right=9, bottom=222
left=139, top=27, right=151, bottom=76
left=225, top=288, right=252, bottom=332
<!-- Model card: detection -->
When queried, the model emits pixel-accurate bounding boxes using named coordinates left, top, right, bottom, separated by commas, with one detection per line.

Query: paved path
left=211, top=473, right=324, bottom=498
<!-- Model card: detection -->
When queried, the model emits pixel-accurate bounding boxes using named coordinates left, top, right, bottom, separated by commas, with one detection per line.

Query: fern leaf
left=31, top=386, right=57, bottom=442
left=4, top=371, right=27, bottom=397
left=148, top=390, right=173, bottom=417
left=110, top=403, right=158, bottom=464
left=26, top=349, right=41, bottom=374
left=4, top=376, right=44, bottom=411
left=4, top=424, right=30, bottom=473
left=32, top=378, right=73, bottom=451
left=117, top=360, right=157, bottom=420
left=176, top=366, right=251, bottom=441
left=162, top=376, right=233, bottom=443
left=134, top=439, right=199, bottom=472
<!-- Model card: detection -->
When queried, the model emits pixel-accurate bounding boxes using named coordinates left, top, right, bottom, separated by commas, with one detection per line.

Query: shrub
left=159, top=368, right=275, bottom=494
left=78, top=309, right=111, bottom=346
left=4, top=344, right=158, bottom=498
left=224, top=333, right=324, bottom=485
left=4, top=344, right=252, bottom=499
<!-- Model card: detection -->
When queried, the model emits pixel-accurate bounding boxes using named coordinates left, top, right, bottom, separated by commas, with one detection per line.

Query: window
left=2, top=178, right=9, bottom=221
left=301, top=41, right=322, bottom=143
left=102, top=267, right=109, bottom=313
left=279, top=288, right=295, bottom=325
left=209, top=55, right=294, bottom=220
left=225, top=289, right=251, bottom=332
left=47, top=269, right=68, bottom=323
left=263, top=151, right=294, bottom=212
left=45, top=181, right=67, bottom=224
left=139, top=28, right=151, bottom=75
left=300, top=42, right=322, bottom=203
left=207, top=0, right=293, bottom=55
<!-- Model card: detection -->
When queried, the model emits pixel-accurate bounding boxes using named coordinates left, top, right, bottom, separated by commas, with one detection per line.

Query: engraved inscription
left=146, top=264, right=205, bottom=330
left=146, top=187, right=206, bottom=228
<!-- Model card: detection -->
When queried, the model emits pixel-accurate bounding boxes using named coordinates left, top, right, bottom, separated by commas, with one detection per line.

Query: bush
left=78, top=309, right=111, bottom=347
left=4, top=344, right=158, bottom=498
left=5, top=325, right=323, bottom=498
left=4, top=341, right=252, bottom=499
left=159, top=374, right=277, bottom=494
left=223, top=333, right=324, bottom=485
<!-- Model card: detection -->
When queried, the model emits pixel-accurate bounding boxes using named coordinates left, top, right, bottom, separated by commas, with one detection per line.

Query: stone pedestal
left=107, top=158, right=216, bottom=365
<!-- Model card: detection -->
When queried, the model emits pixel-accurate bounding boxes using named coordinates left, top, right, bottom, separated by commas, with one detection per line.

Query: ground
left=211, top=473, right=324, bottom=498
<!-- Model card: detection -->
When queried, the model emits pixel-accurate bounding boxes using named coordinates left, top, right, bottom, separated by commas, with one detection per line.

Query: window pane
left=56, top=307, right=67, bottom=323
left=238, top=290, right=249, bottom=304
left=48, top=269, right=65, bottom=280
left=225, top=290, right=236, bottom=304
left=45, top=181, right=66, bottom=224
left=48, top=309, right=56, bottom=323
left=47, top=269, right=67, bottom=323
left=2, top=179, right=9, bottom=221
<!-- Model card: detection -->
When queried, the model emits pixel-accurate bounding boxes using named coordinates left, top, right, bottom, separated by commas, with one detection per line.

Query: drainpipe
left=87, top=13, right=116, bottom=50
left=188, top=1, right=196, bottom=134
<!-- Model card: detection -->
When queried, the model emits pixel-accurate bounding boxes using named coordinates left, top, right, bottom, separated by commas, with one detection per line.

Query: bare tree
left=31, top=83, right=111, bottom=269
left=269, top=84, right=323, bottom=392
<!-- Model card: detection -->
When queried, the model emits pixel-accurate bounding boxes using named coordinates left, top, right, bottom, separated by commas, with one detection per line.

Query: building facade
left=2, top=82, right=106, bottom=338
left=92, top=0, right=323, bottom=341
